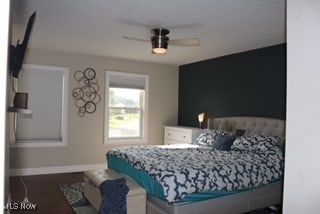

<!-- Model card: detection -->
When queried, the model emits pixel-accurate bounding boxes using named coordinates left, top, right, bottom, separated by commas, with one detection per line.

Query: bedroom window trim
left=12, top=64, right=69, bottom=148
left=104, top=71, right=149, bottom=145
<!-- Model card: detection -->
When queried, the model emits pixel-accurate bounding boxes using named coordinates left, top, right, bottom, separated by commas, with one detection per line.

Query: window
left=104, top=71, right=148, bottom=144
left=14, top=64, right=69, bottom=147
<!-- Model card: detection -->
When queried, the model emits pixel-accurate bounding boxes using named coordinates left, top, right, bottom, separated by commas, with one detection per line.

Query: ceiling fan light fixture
left=152, top=47, right=167, bottom=54
left=152, top=37, right=168, bottom=54
left=151, top=28, right=169, bottom=54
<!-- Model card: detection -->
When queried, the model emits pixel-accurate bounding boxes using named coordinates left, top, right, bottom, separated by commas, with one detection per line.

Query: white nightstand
left=164, top=126, right=202, bottom=145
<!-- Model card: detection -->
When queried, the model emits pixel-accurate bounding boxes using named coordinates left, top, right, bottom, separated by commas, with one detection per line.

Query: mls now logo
left=4, top=202, right=37, bottom=211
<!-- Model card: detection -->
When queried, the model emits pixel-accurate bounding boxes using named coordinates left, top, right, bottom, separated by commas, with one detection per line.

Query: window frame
left=104, top=71, right=149, bottom=144
left=12, top=64, right=69, bottom=148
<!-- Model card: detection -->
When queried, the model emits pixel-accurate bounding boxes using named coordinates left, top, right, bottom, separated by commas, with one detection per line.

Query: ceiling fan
left=123, top=28, right=200, bottom=54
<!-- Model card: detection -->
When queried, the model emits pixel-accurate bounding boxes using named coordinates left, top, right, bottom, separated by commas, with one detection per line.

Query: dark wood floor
left=9, top=172, right=84, bottom=214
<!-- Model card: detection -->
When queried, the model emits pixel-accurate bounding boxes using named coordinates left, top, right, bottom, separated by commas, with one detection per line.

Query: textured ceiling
left=11, top=0, right=286, bottom=66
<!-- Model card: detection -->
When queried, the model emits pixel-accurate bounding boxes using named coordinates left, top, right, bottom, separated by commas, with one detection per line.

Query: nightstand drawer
left=164, top=126, right=201, bottom=145
left=165, top=129, right=191, bottom=143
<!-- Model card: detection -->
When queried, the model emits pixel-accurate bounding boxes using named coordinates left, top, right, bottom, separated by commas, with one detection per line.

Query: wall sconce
left=198, top=112, right=205, bottom=128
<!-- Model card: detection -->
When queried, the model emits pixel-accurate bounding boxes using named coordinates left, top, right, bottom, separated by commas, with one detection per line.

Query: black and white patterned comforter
left=107, top=144, right=283, bottom=203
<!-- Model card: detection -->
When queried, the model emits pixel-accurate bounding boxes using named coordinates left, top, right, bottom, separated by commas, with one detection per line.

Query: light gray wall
left=10, top=49, right=179, bottom=169
left=284, top=0, right=320, bottom=213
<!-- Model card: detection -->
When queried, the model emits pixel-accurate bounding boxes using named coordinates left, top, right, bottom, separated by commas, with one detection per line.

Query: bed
left=106, top=116, right=285, bottom=214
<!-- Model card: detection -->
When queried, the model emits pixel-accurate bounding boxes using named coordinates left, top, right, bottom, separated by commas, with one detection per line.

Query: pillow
left=230, top=135, right=281, bottom=152
left=193, top=129, right=226, bottom=147
left=212, top=134, right=236, bottom=151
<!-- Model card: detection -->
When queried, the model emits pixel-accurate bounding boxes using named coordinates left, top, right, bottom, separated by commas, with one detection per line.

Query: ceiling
left=11, top=0, right=286, bottom=66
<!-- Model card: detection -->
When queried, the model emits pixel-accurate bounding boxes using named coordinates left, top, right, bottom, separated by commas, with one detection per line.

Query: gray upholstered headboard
left=209, top=117, right=285, bottom=137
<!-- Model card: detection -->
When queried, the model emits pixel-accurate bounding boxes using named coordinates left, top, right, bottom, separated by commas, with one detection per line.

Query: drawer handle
left=183, top=136, right=186, bottom=138
left=168, top=133, right=171, bottom=136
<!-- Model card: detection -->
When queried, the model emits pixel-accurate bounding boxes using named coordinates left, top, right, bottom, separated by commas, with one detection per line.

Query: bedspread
left=107, top=145, right=283, bottom=203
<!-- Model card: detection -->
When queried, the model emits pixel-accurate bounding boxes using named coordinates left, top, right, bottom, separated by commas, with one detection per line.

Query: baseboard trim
left=10, top=163, right=107, bottom=176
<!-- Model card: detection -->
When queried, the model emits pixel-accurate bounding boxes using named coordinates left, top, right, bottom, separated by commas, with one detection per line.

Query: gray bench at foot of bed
left=84, top=169, right=146, bottom=214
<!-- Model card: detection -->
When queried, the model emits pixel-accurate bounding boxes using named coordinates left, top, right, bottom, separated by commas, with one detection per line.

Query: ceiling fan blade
left=169, top=38, right=200, bottom=46
left=122, top=36, right=149, bottom=43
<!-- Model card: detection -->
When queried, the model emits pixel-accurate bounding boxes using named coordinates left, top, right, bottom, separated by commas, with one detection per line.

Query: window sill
left=104, top=138, right=147, bottom=145
left=11, top=140, right=67, bottom=148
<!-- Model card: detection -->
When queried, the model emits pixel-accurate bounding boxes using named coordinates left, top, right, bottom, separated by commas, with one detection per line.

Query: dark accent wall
left=178, top=44, right=286, bottom=127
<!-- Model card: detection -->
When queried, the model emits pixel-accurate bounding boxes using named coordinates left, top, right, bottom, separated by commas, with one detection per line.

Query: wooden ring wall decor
left=72, top=68, right=101, bottom=117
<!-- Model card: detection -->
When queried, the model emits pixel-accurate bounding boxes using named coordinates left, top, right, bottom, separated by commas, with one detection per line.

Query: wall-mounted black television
left=9, top=11, right=36, bottom=78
